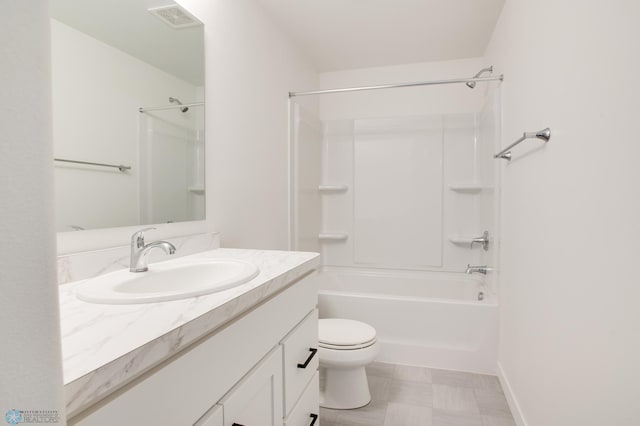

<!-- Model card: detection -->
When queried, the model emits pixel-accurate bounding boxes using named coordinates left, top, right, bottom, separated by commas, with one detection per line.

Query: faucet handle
left=470, top=231, right=490, bottom=251
left=132, top=227, right=156, bottom=248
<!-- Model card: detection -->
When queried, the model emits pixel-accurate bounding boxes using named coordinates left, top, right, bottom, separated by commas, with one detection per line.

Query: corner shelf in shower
left=448, top=183, right=483, bottom=193
left=188, top=186, right=205, bottom=195
left=318, top=184, right=349, bottom=193
left=448, top=184, right=495, bottom=194
left=318, top=233, right=348, bottom=241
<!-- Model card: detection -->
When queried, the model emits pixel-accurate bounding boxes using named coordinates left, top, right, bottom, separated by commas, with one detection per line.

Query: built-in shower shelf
left=318, top=185, right=349, bottom=193
left=448, top=235, right=475, bottom=245
left=188, top=186, right=205, bottom=195
left=448, top=183, right=483, bottom=193
left=318, top=233, right=348, bottom=241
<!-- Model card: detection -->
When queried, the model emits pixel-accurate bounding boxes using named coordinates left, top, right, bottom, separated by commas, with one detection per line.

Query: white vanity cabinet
left=68, top=272, right=319, bottom=426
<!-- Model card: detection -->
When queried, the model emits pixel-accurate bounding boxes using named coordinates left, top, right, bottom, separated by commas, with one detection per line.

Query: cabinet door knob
left=297, top=348, right=318, bottom=369
left=309, top=413, right=318, bottom=426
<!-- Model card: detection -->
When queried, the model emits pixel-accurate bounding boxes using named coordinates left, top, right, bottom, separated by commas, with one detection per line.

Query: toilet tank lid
left=319, top=318, right=377, bottom=346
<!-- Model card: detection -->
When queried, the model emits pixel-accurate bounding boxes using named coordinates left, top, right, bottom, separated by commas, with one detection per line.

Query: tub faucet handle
left=470, top=231, right=490, bottom=251
left=465, top=264, right=493, bottom=275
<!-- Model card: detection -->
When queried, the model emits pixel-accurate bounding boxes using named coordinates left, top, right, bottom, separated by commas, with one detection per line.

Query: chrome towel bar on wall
left=495, top=128, right=551, bottom=161
left=54, top=158, right=131, bottom=172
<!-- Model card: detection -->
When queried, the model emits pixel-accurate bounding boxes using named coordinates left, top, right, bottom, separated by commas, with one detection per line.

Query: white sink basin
left=75, top=258, right=260, bottom=304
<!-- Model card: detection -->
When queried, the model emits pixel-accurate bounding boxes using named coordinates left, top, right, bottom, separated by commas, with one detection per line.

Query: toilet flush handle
left=297, top=347, right=318, bottom=368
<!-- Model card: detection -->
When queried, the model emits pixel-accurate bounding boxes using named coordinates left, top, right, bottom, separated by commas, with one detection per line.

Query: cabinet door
left=281, top=310, right=319, bottom=416
left=284, top=372, right=319, bottom=426
left=220, top=346, right=283, bottom=426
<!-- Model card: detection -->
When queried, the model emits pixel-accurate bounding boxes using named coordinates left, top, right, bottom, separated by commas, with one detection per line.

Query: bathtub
left=317, top=267, right=498, bottom=374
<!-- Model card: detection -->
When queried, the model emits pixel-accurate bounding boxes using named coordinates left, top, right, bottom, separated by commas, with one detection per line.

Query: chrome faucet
left=465, top=264, right=493, bottom=275
left=470, top=231, right=490, bottom=251
left=130, top=228, right=176, bottom=272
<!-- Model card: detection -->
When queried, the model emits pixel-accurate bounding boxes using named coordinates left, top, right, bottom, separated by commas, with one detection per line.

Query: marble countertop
left=59, top=248, right=320, bottom=417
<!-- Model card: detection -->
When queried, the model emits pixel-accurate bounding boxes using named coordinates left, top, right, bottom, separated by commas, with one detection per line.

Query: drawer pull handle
left=309, top=413, right=318, bottom=426
left=297, top=348, right=318, bottom=369
left=232, top=423, right=244, bottom=426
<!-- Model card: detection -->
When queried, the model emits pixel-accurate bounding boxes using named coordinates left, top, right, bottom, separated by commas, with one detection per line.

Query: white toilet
left=318, top=318, right=380, bottom=409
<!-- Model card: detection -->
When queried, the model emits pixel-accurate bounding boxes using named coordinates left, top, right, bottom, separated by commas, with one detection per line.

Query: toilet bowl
left=318, top=318, right=380, bottom=409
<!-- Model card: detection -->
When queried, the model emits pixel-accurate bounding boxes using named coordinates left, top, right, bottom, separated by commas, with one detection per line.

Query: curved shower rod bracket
left=494, top=128, right=551, bottom=161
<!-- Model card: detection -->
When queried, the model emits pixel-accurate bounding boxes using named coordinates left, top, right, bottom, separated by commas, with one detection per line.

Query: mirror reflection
left=50, top=0, right=205, bottom=232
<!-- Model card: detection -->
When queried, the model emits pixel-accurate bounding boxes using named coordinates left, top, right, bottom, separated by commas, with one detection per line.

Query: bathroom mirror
left=49, top=0, right=205, bottom=232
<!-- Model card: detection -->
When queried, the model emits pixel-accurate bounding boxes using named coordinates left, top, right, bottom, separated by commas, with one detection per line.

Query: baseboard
left=496, top=362, right=528, bottom=426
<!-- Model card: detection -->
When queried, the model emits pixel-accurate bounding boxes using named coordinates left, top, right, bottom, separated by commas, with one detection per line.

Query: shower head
left=169, top=97, right=189, bottom=113
left=466, top=66, right=494, bottom=89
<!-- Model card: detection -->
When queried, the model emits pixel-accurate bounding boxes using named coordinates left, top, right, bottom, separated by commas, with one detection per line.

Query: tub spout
left=465, top=264, right=492, bottom=275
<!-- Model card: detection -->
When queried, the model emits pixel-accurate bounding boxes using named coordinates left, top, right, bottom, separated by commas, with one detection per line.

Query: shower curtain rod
left=139, top=101, right=204, bottom=113
left=289, top=75, right=503, bottom=97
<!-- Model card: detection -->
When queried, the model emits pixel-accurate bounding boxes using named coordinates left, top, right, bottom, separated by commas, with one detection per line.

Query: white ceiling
left=253, top=0, right=506, bottom=72
left=50, top=0, right=204, bottom=86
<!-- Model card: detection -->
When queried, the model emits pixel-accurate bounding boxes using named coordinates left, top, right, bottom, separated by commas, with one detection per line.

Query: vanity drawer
left=284, top=372, right=319, bottom=426
left=281, top=309, right=319, bottom=416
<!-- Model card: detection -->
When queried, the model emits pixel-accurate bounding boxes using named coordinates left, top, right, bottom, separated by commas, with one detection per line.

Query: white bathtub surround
left=317, top=267, right=498, bottom=373
left=60, top=248, right=319, bottom=417
left=0, top=2, right=65, bottom=423
left=57, top=232, right=219, bottom=285
left=308, top=113, right=490, bottom=273
left=352, top=117, right=444, bottom=268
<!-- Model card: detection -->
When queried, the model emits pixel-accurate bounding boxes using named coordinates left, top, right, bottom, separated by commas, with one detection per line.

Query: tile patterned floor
left=320, top=362, right=517, bottom=426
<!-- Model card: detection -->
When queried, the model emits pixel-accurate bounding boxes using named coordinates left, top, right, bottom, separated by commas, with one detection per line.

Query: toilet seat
left=319, top=339, right=377, bottom=350
left=319, top=319, right=377, bottom=350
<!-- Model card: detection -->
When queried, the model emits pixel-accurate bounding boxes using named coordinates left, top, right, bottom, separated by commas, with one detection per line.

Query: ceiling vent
left=148, top=4, right=202, bottom=29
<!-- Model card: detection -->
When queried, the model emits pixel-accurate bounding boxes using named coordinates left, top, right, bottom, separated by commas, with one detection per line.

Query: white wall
left=51, top=19, right=199, bottom=232
left=485, top=1, right=640, bottom=425
left=177, top=0, right=318, bottom=250
left=0, top=1, right=65, bottom=423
